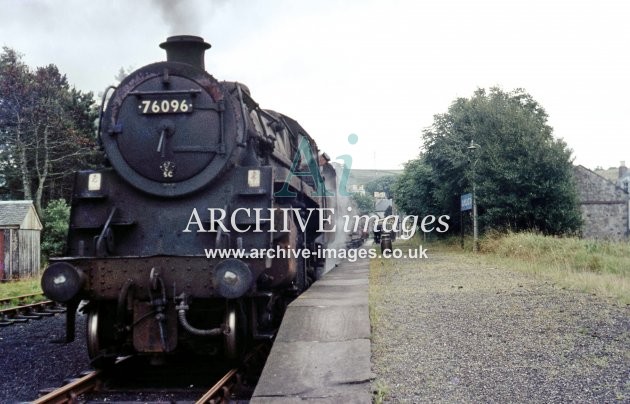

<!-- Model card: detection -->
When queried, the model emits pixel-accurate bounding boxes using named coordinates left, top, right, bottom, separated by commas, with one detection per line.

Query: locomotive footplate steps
left=251, top=254, right=374, bottom=402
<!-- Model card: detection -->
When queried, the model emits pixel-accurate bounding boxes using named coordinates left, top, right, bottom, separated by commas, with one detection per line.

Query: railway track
left=0, top=292, right=43, bottom=305
left=33, top=369, right=104, bottom=404
left=0, top=293, right=66, bottom=326
left=33, top=366, right=238, bottom=404
left=34, top=344, right=270, bottom=403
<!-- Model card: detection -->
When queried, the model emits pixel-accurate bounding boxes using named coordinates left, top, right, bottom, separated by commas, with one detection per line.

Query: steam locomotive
left=41, top=36, right=339, bottom=366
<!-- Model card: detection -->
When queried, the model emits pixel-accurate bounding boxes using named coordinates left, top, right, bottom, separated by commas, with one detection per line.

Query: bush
left=41, top=199, right=70, bottom=261
left=402, top=88, right=582, bottom=236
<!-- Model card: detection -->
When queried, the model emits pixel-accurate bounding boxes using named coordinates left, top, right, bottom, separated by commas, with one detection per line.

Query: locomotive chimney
left=160, top=35, right=211, bottom=70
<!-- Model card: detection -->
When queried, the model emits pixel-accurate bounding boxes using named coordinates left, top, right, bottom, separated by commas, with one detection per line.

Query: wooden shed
left=0, top=200, right=43, bottom=280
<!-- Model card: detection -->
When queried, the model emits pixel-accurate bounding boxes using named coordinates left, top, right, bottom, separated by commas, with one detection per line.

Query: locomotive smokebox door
left=132, top=301, right=178, bottom=353
left=100, top=35, right=243, bottom=198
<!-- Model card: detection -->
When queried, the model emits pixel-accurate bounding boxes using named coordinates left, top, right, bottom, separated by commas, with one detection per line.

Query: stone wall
left=573, top=165, right=629, bottom=240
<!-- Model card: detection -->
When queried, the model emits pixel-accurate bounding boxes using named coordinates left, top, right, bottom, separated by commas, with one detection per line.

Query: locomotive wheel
left=86, top=305, right=117, bottom=368
left=224, top=301, right=247, bottom=361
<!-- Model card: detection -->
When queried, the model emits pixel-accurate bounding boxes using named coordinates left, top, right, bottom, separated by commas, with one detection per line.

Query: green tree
left=365, top=175, right=398, bottom=198
left=399, top=87, right=581, bottom=235
left=351, top=192, right=375, bottom=215
left=41, top=199, right=70, bottom=260
left=0, top=47, right=99, bottom=213
left=0, top=48, right=31, bottom=201
left=392, top=157, right=436, bottom=217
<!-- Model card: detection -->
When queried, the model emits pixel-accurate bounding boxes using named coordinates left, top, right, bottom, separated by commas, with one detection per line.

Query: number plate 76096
left=137, top=96, right=193, bottom=114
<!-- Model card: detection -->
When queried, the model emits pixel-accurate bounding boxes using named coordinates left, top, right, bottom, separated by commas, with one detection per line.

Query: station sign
left=461, top=193, right=472, bottom=211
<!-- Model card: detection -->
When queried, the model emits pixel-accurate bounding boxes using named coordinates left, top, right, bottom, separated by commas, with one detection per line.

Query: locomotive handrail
left=95, top=207, right=117, bottom=257
left=97, top=85, right=117, bottom=140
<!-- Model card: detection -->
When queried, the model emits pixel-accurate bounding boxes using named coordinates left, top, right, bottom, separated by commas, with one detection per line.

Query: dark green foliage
left=392, top=158, right=437, bottom=218
left=365, top=175, right=398, bottom=199
left=0, top=47, right=99, bottom=213
left=351, top=192, right=375, bottom=215
left=396, top=87, right=582, bottom=235
left=41, top=199, right=70, bottom=260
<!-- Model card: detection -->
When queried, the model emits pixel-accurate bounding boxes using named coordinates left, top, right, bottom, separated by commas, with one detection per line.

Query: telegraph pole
left=468, top=140, right=480, bottom=252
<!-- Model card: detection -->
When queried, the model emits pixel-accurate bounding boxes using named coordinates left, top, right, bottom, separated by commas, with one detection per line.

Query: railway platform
left=251, top=254, right=373, bottom=403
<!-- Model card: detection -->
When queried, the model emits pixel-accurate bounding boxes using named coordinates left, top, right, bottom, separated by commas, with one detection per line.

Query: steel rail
left=31, top=344, right=267, bottom=403
left=0, top=300, right=64, bottom=326
left=0, top=300, right=54, bottom=314
left=195, top=368, right=239, bottom=404
left=32, top=369, right=102, bottom=404
left=196, top=343, right=270, bottom=403
left=0, top=292, right=45, bottom=306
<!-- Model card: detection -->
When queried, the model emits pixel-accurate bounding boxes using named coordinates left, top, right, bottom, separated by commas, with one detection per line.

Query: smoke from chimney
left=154, top=0, right=202, bottom=35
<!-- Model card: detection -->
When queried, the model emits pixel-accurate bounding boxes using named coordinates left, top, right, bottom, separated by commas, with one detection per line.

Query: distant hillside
left=347, top=169, right=402, bottom=186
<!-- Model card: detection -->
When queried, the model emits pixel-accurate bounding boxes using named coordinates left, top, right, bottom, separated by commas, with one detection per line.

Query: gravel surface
left=0, top=311, right=91, bottom=403
left=370, top=251, right=630, bottom=403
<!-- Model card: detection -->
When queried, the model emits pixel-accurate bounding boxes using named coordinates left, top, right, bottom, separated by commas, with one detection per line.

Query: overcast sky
left=0, top=0, right=627, bottom=170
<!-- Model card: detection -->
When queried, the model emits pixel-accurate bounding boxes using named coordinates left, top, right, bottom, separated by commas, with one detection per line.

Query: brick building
left=573, top=163, right=629, bottom=240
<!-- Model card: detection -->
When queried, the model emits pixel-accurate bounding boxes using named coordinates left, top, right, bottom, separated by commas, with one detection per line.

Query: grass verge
left=0, top=276, right=45, bottom=308
left=432, top=232, right=630, bottom=305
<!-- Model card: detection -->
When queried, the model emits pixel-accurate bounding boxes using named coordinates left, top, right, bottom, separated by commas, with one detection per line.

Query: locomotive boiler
left=41, top=36, right=338, bottom=366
